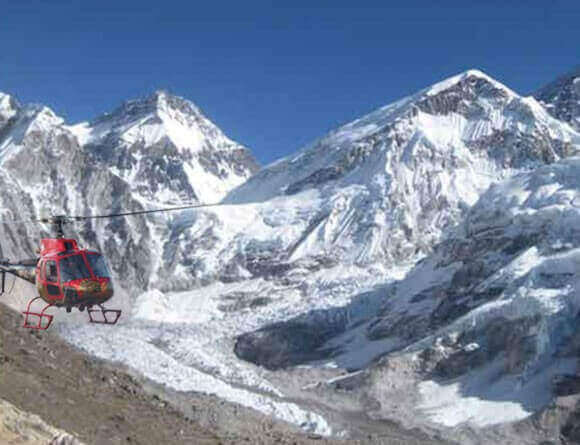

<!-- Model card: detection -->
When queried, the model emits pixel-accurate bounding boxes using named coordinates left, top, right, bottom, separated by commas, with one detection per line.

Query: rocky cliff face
left=535, top=66, right=580, bottom=133
left=356, top=157, right=580, bottom=442
left=232, top=157, right=580, bottom=443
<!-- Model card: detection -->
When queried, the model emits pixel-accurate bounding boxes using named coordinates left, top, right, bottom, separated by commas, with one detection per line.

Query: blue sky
left=2, top=0, right=579, bottom=164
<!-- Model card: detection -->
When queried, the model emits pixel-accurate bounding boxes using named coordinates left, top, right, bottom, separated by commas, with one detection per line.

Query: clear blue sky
left=2, top=0, right=579, bottom=164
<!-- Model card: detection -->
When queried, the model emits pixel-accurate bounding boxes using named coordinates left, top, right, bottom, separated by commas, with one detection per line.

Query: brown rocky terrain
left=0, top=301, right=448, bottom=445
left=0, top=397, right=82, bottom=444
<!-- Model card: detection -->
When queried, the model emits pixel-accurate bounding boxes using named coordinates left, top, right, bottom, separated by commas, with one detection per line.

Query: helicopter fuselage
left=35, top=238, right=114, bottom=309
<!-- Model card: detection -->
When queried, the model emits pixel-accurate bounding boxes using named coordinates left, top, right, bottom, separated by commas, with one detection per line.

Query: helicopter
left=0, top=203, right=221, bottom=330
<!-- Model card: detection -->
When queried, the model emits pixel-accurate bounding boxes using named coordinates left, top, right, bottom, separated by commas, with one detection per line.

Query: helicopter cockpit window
left=46, top=261, right=58, bottom=282
left=59, top=255, right=91, bottom=282
left=86, top=254, right=111, bottom=278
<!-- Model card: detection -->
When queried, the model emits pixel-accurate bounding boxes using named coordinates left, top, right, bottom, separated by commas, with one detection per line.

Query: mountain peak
left=151, top=89, right=169, bottom=99
left=281, top=69, right=523, bottom=165
left=0, top=92, right=20, bottom=124
left=89, top=89, right=204, bottom=130
left=67, top=88, right=258, bottom=202
left=228, top=67, right=578, bottom=207
left=421, top=68, right=515, bottom=98
left=21, top=104, right=65, bottom=130
left=146, top=89, right=191, bottom=108
left=0, top=91, right=15, bottom=107
left=0, top=93, right=63, bottom=136
left=150, top=89, right=203, bottom=118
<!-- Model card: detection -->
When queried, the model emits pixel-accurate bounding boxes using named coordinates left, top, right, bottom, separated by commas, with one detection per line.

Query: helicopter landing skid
left=22, top=297, right=54, bottom=330
left=87, top=304, right=121, bottom=325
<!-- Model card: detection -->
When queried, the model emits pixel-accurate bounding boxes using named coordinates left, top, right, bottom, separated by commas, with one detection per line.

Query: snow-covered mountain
left=224, top=69, right=578, bottom=267
left=132, top=69, right=580, bottom=331
left=3, top=67, right=580, bottom=441
left=55, top=69, right=580, bottom=440
left=139, top=69, right=580, bottom=294
left=70, top=90, right=258, bottom=204
left=535, top=66, right=580, bottom=133
left=0, top=90, right=258, bottom=292
left=239, top=157, right=580, bottom=443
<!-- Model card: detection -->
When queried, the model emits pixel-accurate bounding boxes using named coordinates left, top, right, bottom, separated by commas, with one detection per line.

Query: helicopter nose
left=78, top=279, right=113, bottom=296
left=78, top=279, right=102, bottom=294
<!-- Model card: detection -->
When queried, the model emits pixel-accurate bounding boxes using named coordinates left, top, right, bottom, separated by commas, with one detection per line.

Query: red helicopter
left=0, top=204, right=219, bottom=330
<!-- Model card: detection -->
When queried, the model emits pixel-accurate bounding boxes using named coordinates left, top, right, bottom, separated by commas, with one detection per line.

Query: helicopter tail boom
left=0, top=261, right=36, bottom=285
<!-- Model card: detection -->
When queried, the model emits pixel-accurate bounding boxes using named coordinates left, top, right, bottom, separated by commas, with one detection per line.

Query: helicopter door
left=44, top=260, right=61, bottom=301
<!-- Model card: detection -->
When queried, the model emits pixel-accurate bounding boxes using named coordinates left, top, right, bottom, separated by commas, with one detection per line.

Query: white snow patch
left=418, top=357, right=577, bottom=428
left=418, top=379, right=531, bottom=427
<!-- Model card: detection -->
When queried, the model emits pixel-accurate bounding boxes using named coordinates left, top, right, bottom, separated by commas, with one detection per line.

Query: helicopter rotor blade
left=69, top=202, right=224, bottom=220
left=0, top=201, right=227, bottom=226
left=0, top=218, right=44, bottom=225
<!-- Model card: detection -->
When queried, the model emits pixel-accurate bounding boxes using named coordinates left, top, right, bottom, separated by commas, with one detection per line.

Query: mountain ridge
left=228, top=68, right=579, bottom=205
